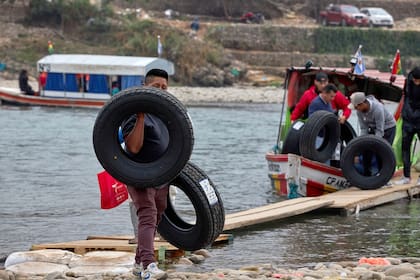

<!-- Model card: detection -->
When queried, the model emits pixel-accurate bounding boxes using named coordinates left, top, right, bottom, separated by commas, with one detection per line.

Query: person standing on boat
left=349, top=91, right=396, bottom=144
left=308, top=83, right=337, bottom=116
left=121, top=69, right=169, bottom=280
left=291, top=72, right=351, bottom=124
left=348, top=91, right=396, bottom=177
left=395, top=66, right=420, bottom=185
left=18, top=69, right=35, bottom=95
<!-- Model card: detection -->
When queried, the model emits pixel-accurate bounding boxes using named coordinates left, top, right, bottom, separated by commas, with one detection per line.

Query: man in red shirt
left=291, top=72, right=351, bottom=124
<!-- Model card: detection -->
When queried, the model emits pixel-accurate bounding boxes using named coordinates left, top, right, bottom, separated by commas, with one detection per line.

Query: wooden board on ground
left=223, top=197, right=334, bottom=231
left=31, top=238, right=182, bottom=258
left=86, top=233, right=233, bottom=245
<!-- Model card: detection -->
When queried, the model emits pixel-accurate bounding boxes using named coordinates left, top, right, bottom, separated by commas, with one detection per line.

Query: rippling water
left=0, top=103, right=419, bottom=270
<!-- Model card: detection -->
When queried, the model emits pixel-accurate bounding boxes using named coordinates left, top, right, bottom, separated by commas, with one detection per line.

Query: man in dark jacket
left=395, top=66, right=420, bottom=185
left=19, top=69, right=35, bottom=95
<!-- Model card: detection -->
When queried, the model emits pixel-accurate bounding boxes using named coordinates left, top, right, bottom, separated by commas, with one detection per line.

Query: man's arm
left=124, top=113, right=145, bottom=154
left=334, top=91, right=352, bottom=123
left=291, top=93, right=310, bottom=121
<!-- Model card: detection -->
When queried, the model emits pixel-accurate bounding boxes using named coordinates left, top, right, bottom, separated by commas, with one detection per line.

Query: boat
left=0, top=54, right=175, bottom=109
left=266, top=66, right=407, bottom=198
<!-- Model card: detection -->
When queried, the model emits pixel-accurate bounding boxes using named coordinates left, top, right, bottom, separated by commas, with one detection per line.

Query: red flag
left=391, top=49, right=402, bottom=75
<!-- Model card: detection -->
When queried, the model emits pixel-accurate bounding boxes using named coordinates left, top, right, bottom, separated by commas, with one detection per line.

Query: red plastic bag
left=97, top=170, right=128, bottom=209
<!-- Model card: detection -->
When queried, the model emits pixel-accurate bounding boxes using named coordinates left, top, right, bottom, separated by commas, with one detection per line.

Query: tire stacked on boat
left=92, top=86, right=225, bottom=250
left=282, top=111, right=396, bottom=190
left=340, top=135, right=396, bottom=190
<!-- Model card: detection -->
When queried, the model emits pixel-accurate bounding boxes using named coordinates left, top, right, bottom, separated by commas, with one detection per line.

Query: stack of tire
left=92, top=87, right=225, bottom=251
left=282, top=111, right=396, bottom=190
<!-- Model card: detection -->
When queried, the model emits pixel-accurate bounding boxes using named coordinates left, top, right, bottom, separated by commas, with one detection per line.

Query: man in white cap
left=349, top=91, right=396, bottom=177
left=349, top=91, right=396, bottom=144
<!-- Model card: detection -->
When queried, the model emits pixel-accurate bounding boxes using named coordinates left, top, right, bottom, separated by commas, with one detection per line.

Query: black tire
left=340, top=135, right=396, bottom=190
left=158, top=162, right=225, bottom=251
left=341, top=19, right=347, bottom=26
left=281, top=120, right=305, bottom=155
left=340, top=121, right=357, bottom=149
left=299, top=111, right=340, bottom=162
left=92, top=87, right=194, bottom=188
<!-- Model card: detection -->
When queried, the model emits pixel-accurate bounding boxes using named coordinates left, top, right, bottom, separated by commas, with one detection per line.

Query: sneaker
left=394, top=177, right=410, bottom=185
left=141, top=262, right=167, bottom=280
left=132, top=262, right=143, bottom=277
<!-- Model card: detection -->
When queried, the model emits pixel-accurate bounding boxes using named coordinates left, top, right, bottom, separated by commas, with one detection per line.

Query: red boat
left=266, top=67, right=405, bottom=198
left=0, top=54, right=174, bottom=109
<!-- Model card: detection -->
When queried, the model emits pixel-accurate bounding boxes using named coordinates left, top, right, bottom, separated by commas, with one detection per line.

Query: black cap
left=146, top=68, right=169, bottom=81
left=315, top=72, right=328, bottom=82
left=412, top=67, right=420, bottom=79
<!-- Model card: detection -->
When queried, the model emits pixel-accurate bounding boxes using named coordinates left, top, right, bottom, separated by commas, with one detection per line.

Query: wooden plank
left=86, top=235, right=132, bottom=241
left=223, top=198, right=334, bottom=231
left=324, top=179, right=420, bottom=215
left=226, top=197, right=321, bottom=219
left=31, top=239, right=180, bottom=256
left=86, top=233, right=233, bottom=245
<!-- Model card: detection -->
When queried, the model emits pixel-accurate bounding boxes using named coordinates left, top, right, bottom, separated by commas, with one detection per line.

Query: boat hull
left=266, top=153, right=350, bottom=198
left=0, top=87, right=106, bottom=109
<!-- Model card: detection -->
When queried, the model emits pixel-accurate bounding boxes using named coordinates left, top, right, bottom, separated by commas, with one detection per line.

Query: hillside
left=0, top=0, right=419, bottom=86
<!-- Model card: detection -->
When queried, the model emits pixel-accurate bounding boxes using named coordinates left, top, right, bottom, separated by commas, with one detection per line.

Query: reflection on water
left=0, top=104, right=419, bottom=270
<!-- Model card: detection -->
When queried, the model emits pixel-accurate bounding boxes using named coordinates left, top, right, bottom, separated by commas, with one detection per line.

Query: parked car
left=240, top=12, right=265, bottom=24
left=360, top=7, right=394, bottom=28
left=320, top=4, right=369, bottom=27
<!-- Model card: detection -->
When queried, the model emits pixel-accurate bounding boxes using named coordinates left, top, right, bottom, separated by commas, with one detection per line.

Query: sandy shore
left=0, top=78, right=284, bottom=104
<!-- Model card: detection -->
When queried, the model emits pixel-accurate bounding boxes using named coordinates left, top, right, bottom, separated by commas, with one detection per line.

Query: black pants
left=402, top=128, right=420, bottom=178
left=362, top=126, right=396, bottom=176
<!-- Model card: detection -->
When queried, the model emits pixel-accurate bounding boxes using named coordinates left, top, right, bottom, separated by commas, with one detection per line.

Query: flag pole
left=157, top=35, right=162, bottom=58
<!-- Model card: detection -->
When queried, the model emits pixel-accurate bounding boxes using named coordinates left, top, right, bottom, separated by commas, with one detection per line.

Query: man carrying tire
left=395, top=66, right=420, bottom=185
left=122, top=69, right=170, bottom=280
left=348, top=91, right=396, bottom=176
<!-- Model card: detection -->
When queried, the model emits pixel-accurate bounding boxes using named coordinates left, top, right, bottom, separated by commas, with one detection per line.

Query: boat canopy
left=36, top=54, right=175, bottom=98
left=37, top=54, right=175, bottom=76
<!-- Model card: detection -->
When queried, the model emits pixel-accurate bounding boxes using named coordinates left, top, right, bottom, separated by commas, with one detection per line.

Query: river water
left=0, top=103, right=419, bottom=270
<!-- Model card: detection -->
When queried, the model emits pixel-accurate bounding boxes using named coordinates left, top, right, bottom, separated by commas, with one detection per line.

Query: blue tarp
left=121, top=75, right=144, bottom=90
left=45, top=73, right=110, bottom=93
left=89, top=74, right=109, bottom=93
left=45, top=73, right=64, bottom=91
left=44, top=72, right=142, bottom=93
left=64, top=74, right=79, bottom=92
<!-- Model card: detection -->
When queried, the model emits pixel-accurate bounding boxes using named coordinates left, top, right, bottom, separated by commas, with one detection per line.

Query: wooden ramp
left=223, top=197, right=334, bottom=231
left=31, top=177, right=420, bottom=255
left=324, top=180, right=420, bottom=215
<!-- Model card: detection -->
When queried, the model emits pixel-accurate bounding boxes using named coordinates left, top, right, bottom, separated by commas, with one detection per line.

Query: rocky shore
left=2, top=249, right=420, bottom=280
left=0, top=78, right=284, bottom=105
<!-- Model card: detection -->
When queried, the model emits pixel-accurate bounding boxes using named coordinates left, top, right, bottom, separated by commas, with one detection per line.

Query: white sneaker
left=141, top=262, right=167, bottom=280
left=394, top=177, right=410, bottom=185
left=132, top=262, right=143, bottom=277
